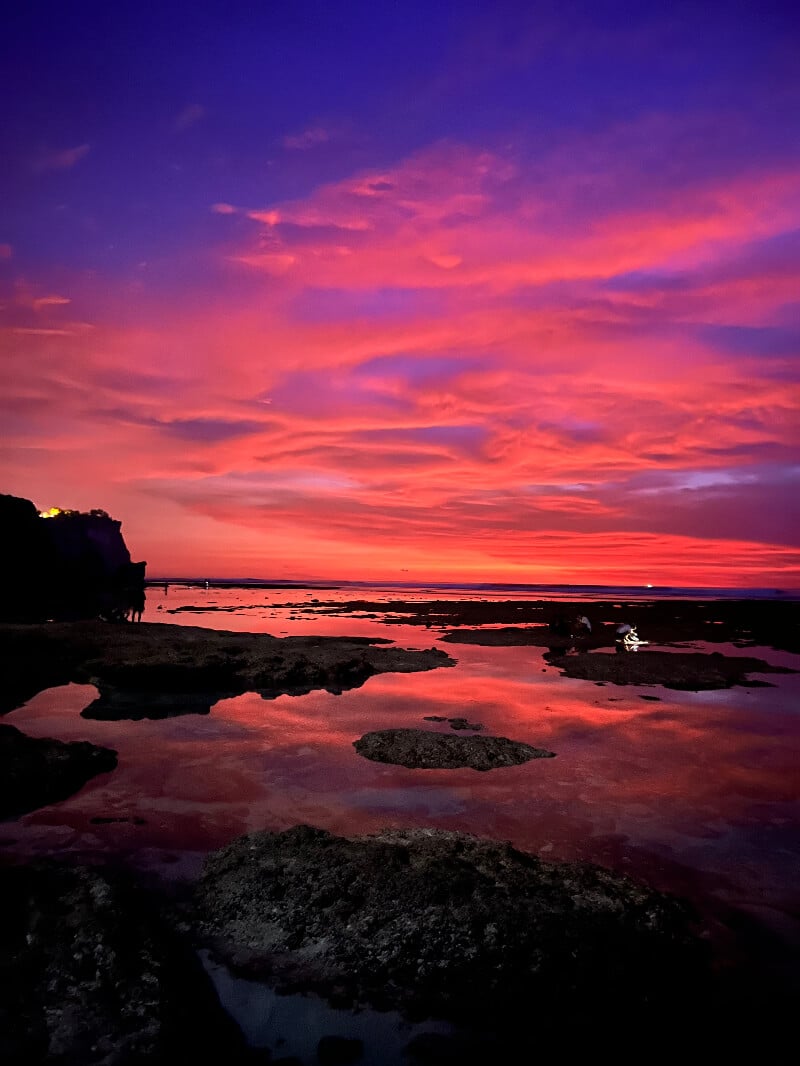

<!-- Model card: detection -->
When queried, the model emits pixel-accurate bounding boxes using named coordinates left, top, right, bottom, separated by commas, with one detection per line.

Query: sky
left=2, top=0, right=799, bottom=586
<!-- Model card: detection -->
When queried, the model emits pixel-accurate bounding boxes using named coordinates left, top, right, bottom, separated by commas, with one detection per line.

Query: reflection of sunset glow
left=8, top=609, right=799, bottom=930
left=1, top=5, right=798, bottom=585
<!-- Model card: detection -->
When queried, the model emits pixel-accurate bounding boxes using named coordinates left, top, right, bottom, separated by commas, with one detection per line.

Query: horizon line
left=144, top=576, right=800, bottom=594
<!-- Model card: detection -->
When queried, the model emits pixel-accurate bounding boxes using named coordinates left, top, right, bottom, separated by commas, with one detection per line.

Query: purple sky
left=2, top=1, right=799, bottom=584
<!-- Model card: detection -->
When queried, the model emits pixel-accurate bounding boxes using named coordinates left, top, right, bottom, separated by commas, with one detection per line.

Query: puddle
left=200, top=950, right=457, bottom=1065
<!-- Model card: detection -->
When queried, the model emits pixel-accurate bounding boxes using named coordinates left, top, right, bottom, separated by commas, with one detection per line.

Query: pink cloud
left=237, top=142, right=800, bottom=297
left=174, top=104, right=206, bottom=131
left=4, top=123, right=799, bottom=584
left=12, top=327, right=74, bottom=336
left=282, top=126, right=332, bottom=150
left=31, top=294, right=71, bottom=311
left=32, top=143, right=90, bottom=173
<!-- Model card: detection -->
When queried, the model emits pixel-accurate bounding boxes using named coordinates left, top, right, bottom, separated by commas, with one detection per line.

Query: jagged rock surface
left=192, top=825, right=707, bottom=1031
left=0, top=621, right=454, bottom=719
left=353, top=728, right=552, bottom=770
left=0, top=863, right=248, bottom=1065
left=545, top=649, right=794, bottom=690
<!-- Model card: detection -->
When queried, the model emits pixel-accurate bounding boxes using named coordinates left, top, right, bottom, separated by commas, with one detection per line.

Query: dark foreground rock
left=192, top=825, right=707, bottom=1035
left=0, top=621, right=454, bottom=720
left=0, top=862, right=248, bottom=1066
left=546, top=649, right=794, bottom=690
left=353, top=728, right=553, bottom=770
left=0, top=724, right=117, bottom=820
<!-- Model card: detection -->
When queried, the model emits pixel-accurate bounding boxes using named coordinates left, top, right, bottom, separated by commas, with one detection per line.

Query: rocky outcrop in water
left=288, top=596, right=800, bottom=654
left=545, top=649, right=795, bottom=690
left=422, top=715, right=484, bottom=730
left=354, top=728, right=552, bottom=770
left=0, top=724, right=117, bottom=819
left=0, top=621, right=455, bottom=719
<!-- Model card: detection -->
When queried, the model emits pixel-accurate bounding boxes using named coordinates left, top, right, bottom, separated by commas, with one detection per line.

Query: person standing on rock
left=128, top=588, right=145, bottom=622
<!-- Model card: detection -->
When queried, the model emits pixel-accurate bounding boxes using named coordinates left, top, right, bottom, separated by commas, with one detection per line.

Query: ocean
left=149, top=578, right=800, bottom=601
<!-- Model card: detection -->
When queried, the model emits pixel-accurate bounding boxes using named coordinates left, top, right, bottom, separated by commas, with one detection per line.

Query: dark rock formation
left=192, top=825, right=707, bottom=1036
left=82, top=689, right=229, bottom=721
left=545, top=649, right=795, bottom=690
left=422, top=716, right=483, bottom=730
left=89, top=815, right=147, bottom=825
left=0, top=493, right=146, bottom=622
left=0, top=862, right=248, bottom=1065
left=440, top=626, right=582, bottom=647
left=0, top=723, right=117, bottom=820
left=0, top=621, right=455, bottom=719
left=289, top=596, right=800, bottom=654
left=353, top=728, right=554, bottom=770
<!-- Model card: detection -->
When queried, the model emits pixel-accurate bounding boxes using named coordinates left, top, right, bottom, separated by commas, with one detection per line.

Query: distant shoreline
left=146, top=580, right=342, bottom=591
left=144, top=578, right=800, bottom=601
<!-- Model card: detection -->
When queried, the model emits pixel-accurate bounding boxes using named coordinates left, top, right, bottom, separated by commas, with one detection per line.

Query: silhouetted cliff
left=0, top=494, right=146, bottom=621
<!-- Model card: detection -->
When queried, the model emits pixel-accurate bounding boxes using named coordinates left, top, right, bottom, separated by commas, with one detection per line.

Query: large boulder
left=192, top=825, right=708, bottom=1037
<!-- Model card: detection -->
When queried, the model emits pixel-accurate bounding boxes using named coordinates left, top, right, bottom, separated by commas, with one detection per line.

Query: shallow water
left=199, top=950, right=457, bottom=1066
left=4, top=584, right=800, bottom=1057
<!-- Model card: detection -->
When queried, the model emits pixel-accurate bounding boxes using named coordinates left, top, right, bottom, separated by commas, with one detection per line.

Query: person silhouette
left=128, top=589, right=145, bottom=622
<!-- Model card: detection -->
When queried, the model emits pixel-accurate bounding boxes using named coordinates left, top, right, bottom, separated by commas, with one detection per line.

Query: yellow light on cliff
left=38, top=507, right=62, bottom=518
